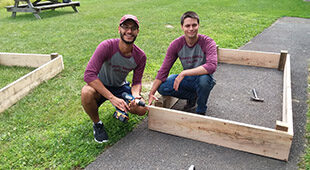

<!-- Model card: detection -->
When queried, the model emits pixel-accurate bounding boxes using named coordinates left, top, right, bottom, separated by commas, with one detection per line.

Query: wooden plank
left=279, top=54, right=293, bottom=135
left=218, top=48, right=280, bottom=68
left=278, top=51, right=288, bottom=71
left=284, top=54, right=293, bottom=135
left=34, top=1, right=80, bottom=10
left=5, top=1, right=54, bottom=8
left=148, top=105, right=293, bottom=161
left=0, top=52, right=51, bottom=68
left=0, top=55, right=64, bottom=113
left=282, top=58, right=287, bottom=123
left=6, top=8, right=38, bottom=13
left=276, top=52, right=292, bottom=133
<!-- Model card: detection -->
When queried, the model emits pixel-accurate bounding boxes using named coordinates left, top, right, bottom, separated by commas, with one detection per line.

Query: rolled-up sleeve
left=132, top=55, right=146, bottom=86
left=84, top=42, right=109, bottom=84
left=155, top=41, right=178, bottom=82
left=201, top=39, right=217, bottom=74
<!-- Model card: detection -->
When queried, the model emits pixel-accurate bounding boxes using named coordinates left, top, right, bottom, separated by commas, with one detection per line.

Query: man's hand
left=173, top=73, right=185, bottom=91
left=148, top=79, right=162, bottom=105
left=110, top=96, right=130, bottom=112
left=129, top=98, right=147, bottom=116
left=148, top=94, right=158, bottom=106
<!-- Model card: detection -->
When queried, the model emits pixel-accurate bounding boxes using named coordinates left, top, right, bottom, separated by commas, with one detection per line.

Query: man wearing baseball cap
left=81, top=14, right=147, bottom=143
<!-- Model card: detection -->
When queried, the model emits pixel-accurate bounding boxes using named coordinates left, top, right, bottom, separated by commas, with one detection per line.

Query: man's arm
left=148, top=79, right=163, bottom=105
left=131, top=53, right=146, bottom=98
left=129, top=83, right=147, bottom=116
left=88, top=79, right=130, bottom=112
left=147, top=38, right=181, bottom=105
left=173, top=66, right=208, bottom=91
left=131, top=83, right=142, bottom=98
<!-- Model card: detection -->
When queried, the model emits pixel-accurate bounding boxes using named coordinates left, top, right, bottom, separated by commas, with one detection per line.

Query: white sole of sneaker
left=93, top=130, right=108, bottom=143
left=94, top=138, right=108, bottom=143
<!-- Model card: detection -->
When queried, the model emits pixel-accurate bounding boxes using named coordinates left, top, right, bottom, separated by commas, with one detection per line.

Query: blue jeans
left=96, top=83, right=131, bottom=107
left=158, top=74, right=216, bottom=113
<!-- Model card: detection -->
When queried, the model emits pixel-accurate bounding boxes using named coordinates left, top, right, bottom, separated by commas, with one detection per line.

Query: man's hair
left=180, top=11, right=200, bottom=25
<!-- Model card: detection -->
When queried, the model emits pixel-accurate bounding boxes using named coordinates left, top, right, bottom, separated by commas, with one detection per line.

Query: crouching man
left=148, top=11, right=217, bottom=115
left=81, top=14, right=147, bottom=143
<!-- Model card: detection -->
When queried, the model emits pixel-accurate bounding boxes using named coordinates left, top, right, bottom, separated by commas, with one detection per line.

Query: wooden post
left=155, top=96, right=179, bottom=109
left=12, top=0, right=19, bottom=17
left=278, top=50, right=288, bottom=71
left=51, top=53, right=59, bottom=60
left=276, top=120, right=289, bottom=132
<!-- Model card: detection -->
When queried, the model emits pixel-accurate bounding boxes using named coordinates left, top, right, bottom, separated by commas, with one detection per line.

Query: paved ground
left=173, top=62, right=283, bottom=129
left=86, top=17, right=310, bottom=170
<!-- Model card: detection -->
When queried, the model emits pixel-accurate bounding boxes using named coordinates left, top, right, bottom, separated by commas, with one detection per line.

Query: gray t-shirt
left=156, top=34, right=217, bottom=82
left=84, top=39, right=146, bottom=87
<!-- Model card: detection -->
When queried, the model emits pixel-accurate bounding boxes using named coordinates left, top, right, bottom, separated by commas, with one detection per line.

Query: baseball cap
left=119, top=14, right=139, bottom=28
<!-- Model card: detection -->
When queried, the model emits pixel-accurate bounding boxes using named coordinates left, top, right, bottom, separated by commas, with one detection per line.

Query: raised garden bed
left=148, top=48, right=292, bottom=161
left=0, top=52, right=64, bottom=113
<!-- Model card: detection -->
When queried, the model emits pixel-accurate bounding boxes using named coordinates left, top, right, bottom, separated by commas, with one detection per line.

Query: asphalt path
left=86, top=17, right=310, bottom=170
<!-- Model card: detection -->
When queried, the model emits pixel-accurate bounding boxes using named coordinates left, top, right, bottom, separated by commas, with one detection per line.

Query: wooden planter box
left=0, top=52, right=64, bottom=113
left=148, top=48, right=292, bottom=161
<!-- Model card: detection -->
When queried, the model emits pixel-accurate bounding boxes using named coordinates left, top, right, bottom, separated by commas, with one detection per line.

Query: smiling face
left=181, top=17, right=199, bottom=40
left=118, top=20, right=139, bottom=44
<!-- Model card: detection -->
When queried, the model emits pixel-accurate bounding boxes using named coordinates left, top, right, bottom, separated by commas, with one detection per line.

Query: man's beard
left=120, top=33, right=137, bottom=44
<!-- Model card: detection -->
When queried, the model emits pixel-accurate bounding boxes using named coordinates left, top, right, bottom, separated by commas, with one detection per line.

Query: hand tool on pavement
left=251, top=88, right=264, bottom=102
left=113, top=92, right=146, bottom=123
left=188, top=165, right=195, bottom=170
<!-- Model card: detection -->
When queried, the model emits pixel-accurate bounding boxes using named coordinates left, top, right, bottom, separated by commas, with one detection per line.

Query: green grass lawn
left=0, top=65, right=35, bottom=89
left=0, top=0, right=309, bottom=169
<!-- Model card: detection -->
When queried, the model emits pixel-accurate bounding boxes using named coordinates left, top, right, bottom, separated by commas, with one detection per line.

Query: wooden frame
left=148, top=48, right=293, bottom=161
left=0, top=52, right=64, bottom=113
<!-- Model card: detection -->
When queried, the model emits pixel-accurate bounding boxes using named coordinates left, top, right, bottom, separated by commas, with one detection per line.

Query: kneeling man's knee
left=81, top=85, right=96, bottom=98
left=157, top=85, right=166, bottom=95
left=199, top=75, right=215, bottom=88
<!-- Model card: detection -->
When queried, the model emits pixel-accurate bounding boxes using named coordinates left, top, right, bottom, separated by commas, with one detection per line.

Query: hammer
left=251, top=88, right=264, bottom=102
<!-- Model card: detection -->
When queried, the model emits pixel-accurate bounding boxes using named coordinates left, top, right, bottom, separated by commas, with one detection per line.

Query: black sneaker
left=183, top=96, right=197, bottom=110
left=93, top=123, right=109, bottom=143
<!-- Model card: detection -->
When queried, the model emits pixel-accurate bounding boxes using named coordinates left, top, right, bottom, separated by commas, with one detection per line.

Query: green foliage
left=0, top=0, right=309, bottom=169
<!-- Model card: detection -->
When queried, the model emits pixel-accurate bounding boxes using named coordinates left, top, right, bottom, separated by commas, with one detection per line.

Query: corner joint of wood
left=276, top=120, right=288, bottom=132
left=154, top=95, right=179, bottom=109
left=278, top=50, right=288, bottom=71
left=51, top=53, right=59, bottom=60
left=154, top=96, right=164, bottom=107
left=281, top=50, right=288, bottom=54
